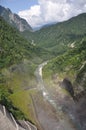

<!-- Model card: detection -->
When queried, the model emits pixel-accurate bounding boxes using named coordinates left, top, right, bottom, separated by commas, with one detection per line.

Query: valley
left=33, top=62, right=77, bottom=130
left=0, top=5, right=86, bottom=130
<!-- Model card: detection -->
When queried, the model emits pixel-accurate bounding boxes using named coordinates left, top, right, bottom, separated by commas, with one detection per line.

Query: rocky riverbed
left=34, top=62, right=79, bottom=130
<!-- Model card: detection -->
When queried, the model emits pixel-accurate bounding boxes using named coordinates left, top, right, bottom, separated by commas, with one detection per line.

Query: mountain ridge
left=22, top=12, right=86, bottom=54
left=0, top=5, right=32, bottom=32
left=0, top=6, right=86, bottom=130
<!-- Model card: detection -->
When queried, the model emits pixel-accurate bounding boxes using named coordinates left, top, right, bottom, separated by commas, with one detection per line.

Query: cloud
left=18, top=0, right=86, bottom=28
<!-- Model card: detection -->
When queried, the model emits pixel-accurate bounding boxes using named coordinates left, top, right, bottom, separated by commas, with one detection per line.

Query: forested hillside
left=0, top=16, right=54, bottom=68
left=43, top=37, right=86, bottom=93
left=0, top=16, right=54, bottom=123
left=23, top=13, right=86, bottom=54
left=0, top=8, right=86, bottom=129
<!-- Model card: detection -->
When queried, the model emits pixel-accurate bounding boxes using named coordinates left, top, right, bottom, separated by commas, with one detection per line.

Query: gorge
left=0, top=5, right=86, bottom=130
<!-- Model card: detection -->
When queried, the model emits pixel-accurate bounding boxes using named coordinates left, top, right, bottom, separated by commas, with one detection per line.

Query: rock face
left=62, top=78, right=75, bottom=99
left=0, top=5, right=32, bottom=32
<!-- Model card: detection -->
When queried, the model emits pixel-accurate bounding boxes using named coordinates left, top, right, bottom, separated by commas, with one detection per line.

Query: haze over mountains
left=0, top=5, right=86, bottom=130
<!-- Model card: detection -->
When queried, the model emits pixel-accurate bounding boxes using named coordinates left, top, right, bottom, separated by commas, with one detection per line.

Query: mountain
left=23, top=13, right=86, bottom=54
left=43, top=37, right=86, bottom=93
left=0, top=16, right=54, bottom=123
left=42, top=37, right=86, bottom=130
left=0, top=5, right=32, bottom=32
left=40, top=22, right=57, bottom=29
left=0, top=16, right=54, bottom=67
left=0, top=16, right=33, bottom=68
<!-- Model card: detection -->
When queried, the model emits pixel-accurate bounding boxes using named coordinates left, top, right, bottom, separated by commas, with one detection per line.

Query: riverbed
left=34, top=62, right=78, bottom=130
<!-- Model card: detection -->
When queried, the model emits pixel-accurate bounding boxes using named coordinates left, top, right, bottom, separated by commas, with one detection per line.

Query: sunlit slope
left=43, top=37, right=86, bottom=91
left=0, top=16, right=54, bottom=68
left=0, top=16, right=53, bottom=123
left=23, top=13, right=86, bottom=54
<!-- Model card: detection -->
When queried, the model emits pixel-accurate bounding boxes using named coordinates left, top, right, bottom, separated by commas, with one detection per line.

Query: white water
left=35, top=61, right=57, bottom=108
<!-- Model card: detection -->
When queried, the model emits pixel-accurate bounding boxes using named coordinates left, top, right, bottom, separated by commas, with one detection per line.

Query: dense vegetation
left=43, top=37, right=86, bottom=92
left=0, top=16, right=34, bottom=121
left=23, top=13, right=86, bottom=93
left=0, top=16, right=54, bottom=123
left=0, top=10, right=86, bottom=125
left=23, top=13, right=86, bottom=54
left=0, top=16, right=54, bottom=68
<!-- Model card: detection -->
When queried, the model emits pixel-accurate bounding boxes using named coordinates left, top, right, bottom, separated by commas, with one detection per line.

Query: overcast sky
left=1, top=0, right=86, bottom=28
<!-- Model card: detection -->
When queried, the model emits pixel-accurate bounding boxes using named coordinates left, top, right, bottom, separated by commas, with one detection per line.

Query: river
left=34, top=62, right=79, bottom=130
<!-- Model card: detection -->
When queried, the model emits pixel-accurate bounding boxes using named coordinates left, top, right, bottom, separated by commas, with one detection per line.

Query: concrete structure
left=0, top=104, right=37, bottom=130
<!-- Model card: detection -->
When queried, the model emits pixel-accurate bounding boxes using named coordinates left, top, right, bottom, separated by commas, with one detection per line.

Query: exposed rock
left=61, top=78, right=75, bottom=99
left=0, top=5, right=32, bottom=32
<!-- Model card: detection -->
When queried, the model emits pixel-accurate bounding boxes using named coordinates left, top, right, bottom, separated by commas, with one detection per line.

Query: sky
left=0, top=0, right=86, bottom=28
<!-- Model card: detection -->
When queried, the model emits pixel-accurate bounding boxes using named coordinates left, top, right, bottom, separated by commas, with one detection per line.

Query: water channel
left=34, top=62, right=80, bottom=130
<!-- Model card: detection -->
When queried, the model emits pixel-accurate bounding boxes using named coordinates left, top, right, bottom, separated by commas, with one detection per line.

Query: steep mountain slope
left=42, top=32, right=86, bottom=130
left=0, top=6, right=86, bottom=129
left=0, top=16, right=54, bottom=67
left=43, top=37, right=86, bottom=93
left=23, top=13, right=86, bottom=54
left=42, top=38, right=86, bottom=130
left=0, top=5, right=32, bottom=32
left=0, top=16, right=54, bottom=124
